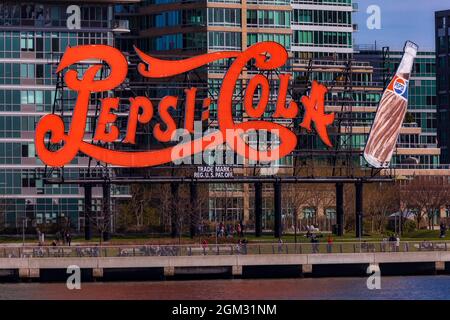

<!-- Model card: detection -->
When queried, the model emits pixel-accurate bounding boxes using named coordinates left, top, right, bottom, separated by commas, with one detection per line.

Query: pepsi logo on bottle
left=388, top=75, right=409, bottom=100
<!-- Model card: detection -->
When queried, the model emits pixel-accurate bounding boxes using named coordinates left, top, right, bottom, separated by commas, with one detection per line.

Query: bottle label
left=387, top=75, right=409, bottom=101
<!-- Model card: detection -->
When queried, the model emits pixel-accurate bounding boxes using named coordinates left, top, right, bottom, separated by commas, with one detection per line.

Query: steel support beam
left=274, top=182, right=282, bottom=238
left=102, top=182, right=111, bottom=242
left=189, top=182, right=198, bottom=239
left=254, top=182, right=262, bottom=237
left=355, top=181, right=364, bottom=238
left=170, top=182, right=180, bottom=238
left=84, top=184, right=92, bottom=241
left=335, top=182, right=344, bottom=236
left=45, top=176, right=393, bottom=185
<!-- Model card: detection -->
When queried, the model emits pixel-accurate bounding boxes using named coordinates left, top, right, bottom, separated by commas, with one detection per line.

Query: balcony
left=247, top=0, right=289, bottom=4
left=290, top=0, right=353, bottom=7
left=396, top=143, right=439, bottom=149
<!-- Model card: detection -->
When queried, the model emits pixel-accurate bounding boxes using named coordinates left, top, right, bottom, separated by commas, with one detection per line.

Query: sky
left=354, top=0, right=450, bottom=51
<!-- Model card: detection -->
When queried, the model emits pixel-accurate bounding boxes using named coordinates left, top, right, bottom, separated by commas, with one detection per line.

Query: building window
left=20, top=64, right=35, bottom=79
left=208, top=8, right=241, bottom=27
left=293, top=30, right=352, bottom=48
left=207, top=0, right=241, bottom=3
left=292, top=9, right=351, bottom=26
left=20, top=90, right=42, bottom=105
left=208, top=32, right=241, bottom=50
left=247, top=33, right=290, bottom=49
left=247, top=10, right=290, bottom=28
left=20, top=32, right=34, bottom=51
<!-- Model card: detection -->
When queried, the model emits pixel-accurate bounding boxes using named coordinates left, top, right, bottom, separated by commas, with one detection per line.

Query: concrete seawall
left=1, top=251, right=450, bottom=282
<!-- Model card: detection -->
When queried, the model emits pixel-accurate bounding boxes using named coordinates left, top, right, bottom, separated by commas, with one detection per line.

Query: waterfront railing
left=0, top=241, right=449, bottom=258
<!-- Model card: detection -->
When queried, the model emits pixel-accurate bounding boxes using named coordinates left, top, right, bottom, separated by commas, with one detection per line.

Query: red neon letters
left=35, top=42, right=334, bottom=167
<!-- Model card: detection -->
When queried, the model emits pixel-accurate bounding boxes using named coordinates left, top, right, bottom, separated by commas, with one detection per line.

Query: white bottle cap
left=397, top=41, right=419, bottom=75
left=404, top=41, right=418, bottom=58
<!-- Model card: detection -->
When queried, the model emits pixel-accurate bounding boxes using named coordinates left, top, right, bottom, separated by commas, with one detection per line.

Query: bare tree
left=187, top=184, right=209, bottom=238
left=92, top=207, right=111, bottom=245
left=126, top=184, right=153, bottom=230
left=400, top=176, right=450, bottom=230
left=365, top=183, right=399, bottom=234
left=284, top=184, right=309, bottom=242
left=159, top=184, right=172, bottom=233
left=306, top=185, right=335, bottom=231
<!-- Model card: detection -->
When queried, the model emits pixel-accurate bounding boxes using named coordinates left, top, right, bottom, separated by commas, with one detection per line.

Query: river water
left=0, top=276, right=449, bottom=300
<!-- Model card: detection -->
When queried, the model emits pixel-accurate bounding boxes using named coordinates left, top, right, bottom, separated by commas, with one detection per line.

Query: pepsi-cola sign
left=35, top=42, right=335, bottom=168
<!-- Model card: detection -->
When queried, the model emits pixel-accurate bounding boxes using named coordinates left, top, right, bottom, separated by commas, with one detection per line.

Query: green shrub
left=402, top=220, right=416, bottom=234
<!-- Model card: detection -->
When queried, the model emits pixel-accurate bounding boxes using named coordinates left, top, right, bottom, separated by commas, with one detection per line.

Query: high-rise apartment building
left=291, top=0, right=355, bottom=60
left=436, top=10, right=450, bottom=164
left=0, top=1, right=133, bottom=231
left=115, top=0, right=292, bottom=55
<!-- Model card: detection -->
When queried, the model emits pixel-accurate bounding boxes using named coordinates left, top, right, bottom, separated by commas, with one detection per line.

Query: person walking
left=327, top=235, right=334, bottom=253
left=239, top=220, right=245, bottom=237
left=277, top=238, right=283, bottom=253
left=36, top=228, right=41, bottom=246
left=236, top=239, right=242, bottom=254
left=395, top=234, right=400, bottom=252
left=201, top=239, right=208, bottom=255
left=440, top=223, right=447, bottom=238
left=311, top=234, right=319, bottom=254
left=66, top=232, right=72, bottom=246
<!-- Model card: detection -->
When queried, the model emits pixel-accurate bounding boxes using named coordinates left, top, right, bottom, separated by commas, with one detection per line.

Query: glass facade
left=0, top=2, right=128, bottom=232
left=436, top=11, right=450, bottom=164
left=247, top=10, right=290, bottom=28
left=293, top=30, right=352, bottom=48
left=292, top=9, right=351, bottom=26
left=247, top=33, right=291, bottom=49
left=139, top=9, right=206, bottom=29
left=291, top=0, right=353, bottom=60
left=208, top=31, right=241, bottom=50
left=208, top=8, right=241, bottom=27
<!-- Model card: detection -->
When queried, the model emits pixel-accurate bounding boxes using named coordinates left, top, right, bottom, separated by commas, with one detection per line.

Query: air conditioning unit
left=112, top=20, right=130, bottom=33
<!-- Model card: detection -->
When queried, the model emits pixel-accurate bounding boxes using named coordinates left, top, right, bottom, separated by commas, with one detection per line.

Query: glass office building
left=291, top=0, right=355, bottom=60
left=0, top=1, right=132, bottom=232
left=436, top=10, right=450, bottom=164
left=115, top=0, right=292, bottom=54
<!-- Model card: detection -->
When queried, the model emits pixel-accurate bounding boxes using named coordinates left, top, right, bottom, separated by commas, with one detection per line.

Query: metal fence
left=1, top=241, right=450, bottom=258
